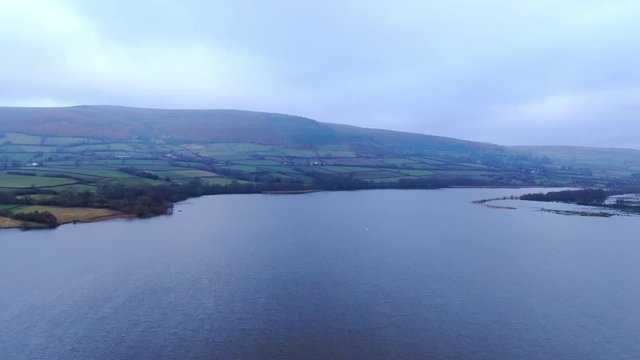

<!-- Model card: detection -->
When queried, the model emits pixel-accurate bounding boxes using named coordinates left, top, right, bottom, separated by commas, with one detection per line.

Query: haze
left=1, top=0, right=639, bottom=148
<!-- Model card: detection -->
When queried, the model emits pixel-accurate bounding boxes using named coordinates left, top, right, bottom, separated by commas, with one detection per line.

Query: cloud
left=0, top=0, right=639, bottom=147
left=0, top=0, right=290, bottom=108
left=489, top=87, right=640, bottom=127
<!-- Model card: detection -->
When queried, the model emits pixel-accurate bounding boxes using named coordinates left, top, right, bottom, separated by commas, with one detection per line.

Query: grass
left=316, top=144, right=351, bottom=151
left=200, top=177, right=237, bottom=186
left=43, top=136, right=100, bottom=146
left=323, top=166, right=389, bottom=173
left=109, top=164, right=185, bottom=171
left=228, top=143, right=277, bottom=152
left=120, top=159, right=173, bottom=165
left=220, top=165, right=260, bottom=173
left=277, top=149, right=318, bottom=157
left=29, top=167, right=133, bottom=178
left=316, top=144, right=356, bottom=157
left=116, top=177, right=166, bottom=185
left=50, top=184, right=98, bottom=192
left=0, top=153, right=38, bottom=161
left=398, top=169, right=432, bottom=176
left=0, top=133, right=43, bottom=145
left=256, top=165, right=301, bottom=174
left=0, top=145, right=56, bottom=152
left=352, top=171, right=402, bottom=179
left=169, top=161, right=207, bottom=168
left=43, top=160, right=78, bottom=166
left=384, top=158, right=416, bottom=166
left=0, top=204, right=20, bottom=211
left=17, top=193, right=57, bottom=201
left=173, top=177, right=247, bottom=186
left=0, top=216, right=44, bottom=228
left=234, top=159, right=284, bottom=166
left=372, top=176, right=420, bottom=183
left=204, top=153, right=253, bottom=160
left=68, top=143, right=136, bottom=152
left=317, top=150, right=357, bottom=158
left=82, top=159, right=173, bottom=167
left=14, top=205, right=122, bottom=224
left=0, top=174, right=76, bottom=188
left=151, top=169, right=219, bottom=179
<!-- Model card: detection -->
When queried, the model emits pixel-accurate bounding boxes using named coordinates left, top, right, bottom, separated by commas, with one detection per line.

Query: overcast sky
left=1, top=1, right=639, bottom=148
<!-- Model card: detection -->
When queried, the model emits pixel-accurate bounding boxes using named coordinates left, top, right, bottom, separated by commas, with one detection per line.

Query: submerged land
left=0, top=105, right=639, bottom=228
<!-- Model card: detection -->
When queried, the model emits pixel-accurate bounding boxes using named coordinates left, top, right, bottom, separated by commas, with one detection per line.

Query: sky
left=0, top=0, right=639, bottom=148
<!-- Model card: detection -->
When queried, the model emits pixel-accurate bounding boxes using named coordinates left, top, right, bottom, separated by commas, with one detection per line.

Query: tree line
left=520, top=188, right=640, bottom=206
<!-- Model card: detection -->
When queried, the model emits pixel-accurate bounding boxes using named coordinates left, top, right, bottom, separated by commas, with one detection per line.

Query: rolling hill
left=0, top=105, right=498, bottom=150
left=0, top=105, right=638, bottom=228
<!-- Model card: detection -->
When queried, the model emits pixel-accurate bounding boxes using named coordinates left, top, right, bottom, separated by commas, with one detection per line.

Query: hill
left=511, top=145, right=640, bottom=173
left=0, top=105, right=637, bottom=228
left=0, top=105, right=497, bottom=150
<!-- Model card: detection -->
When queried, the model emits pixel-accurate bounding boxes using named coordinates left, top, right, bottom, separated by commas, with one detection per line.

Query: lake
left=1, top=188, right=639, bottom=359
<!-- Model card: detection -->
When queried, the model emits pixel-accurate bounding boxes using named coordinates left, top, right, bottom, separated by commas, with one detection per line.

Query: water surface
left=1, top=189, right=639, bottom=359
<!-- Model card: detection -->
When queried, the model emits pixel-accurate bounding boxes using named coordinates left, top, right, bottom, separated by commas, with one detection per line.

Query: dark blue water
left=1, top=189, right=639, bottom=359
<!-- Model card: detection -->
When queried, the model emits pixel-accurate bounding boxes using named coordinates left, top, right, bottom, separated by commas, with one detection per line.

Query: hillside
left=0, top=105, right=497, bottom=150
left=0, top=105, right=638, bottom=228
left=511, top=146, right=640, bottom=173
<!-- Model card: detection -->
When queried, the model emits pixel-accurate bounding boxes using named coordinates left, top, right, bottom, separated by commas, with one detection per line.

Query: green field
left=0, top=216, right=44, bottom=228
left=397, top=169, right=432, bottom=176
left=0, top=174, right=76, bottom=188
left=14, top=205, right=122, bottom=223
left=0, top=132, right=633, bottom=199
left=44, top=136, right=101, bottom=146
left=0, top=105, right=639, bottom=230
left=0, top=133, right=42, bottom=145
left=151, top=169, right=219, bottom=179
left=68, top=143, right=135, bottom=152
left=174, top=177, right=238, bottom=186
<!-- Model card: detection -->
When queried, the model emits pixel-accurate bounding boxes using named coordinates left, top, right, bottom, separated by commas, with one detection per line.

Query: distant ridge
left=1, top=105, right=640, bottom=174
left=0, top=105, right=498, bottom=152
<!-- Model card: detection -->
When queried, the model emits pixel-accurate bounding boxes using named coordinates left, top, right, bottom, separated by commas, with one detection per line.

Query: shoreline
left=1, top=186, right=568, bottom=230
left=260, top=189, right=323, bottom=195
left=75, top=213, right=137, bottom=223
left=472, top=196, right=520, bottom=210
left=0, top=211, right=137, bottom=230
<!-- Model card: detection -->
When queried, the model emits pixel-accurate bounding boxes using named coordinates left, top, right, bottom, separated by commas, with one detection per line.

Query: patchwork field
left=0, top=174, right=77, bottom=188
left=0, top=128, right=634, bottom=195
left=0, top=216, right=44, bottom=228
left=0, top=108, right=640, bottom=227
left=13, top=205, right=123, bottom=224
